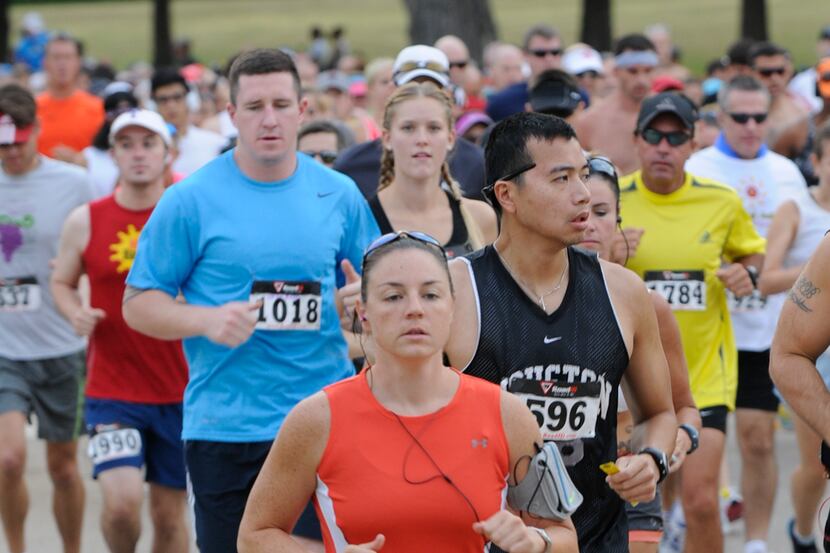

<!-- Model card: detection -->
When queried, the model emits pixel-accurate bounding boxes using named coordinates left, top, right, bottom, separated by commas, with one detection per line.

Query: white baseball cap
left=109, top=109, right=172, bottom=147
left=563, top=45, right=604, bottom=76
left=393, top=45, right=450, bottom=88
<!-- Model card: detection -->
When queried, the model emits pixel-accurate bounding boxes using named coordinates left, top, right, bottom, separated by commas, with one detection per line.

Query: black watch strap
left=679, top=423, right=699, bottom=455
left=746, top=265, right=759, bottom=288
left=638, top=446, right=669, bottom=484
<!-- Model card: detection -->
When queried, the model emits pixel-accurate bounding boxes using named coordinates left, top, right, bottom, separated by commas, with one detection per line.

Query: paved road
left=6, top=415, right=820, bottom=552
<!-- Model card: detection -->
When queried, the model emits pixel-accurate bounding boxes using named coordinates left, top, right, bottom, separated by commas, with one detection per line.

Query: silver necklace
left=496, top=249, right=568, bottom=312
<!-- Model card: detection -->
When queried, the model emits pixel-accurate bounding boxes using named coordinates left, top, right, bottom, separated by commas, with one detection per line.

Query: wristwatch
left=745, top=265, right=759, bottom=288
left=638, top=446, right=669, bottom=484
left=679, top=423, right=700, bottom=454
left=530, top=527, right=553, bottom=553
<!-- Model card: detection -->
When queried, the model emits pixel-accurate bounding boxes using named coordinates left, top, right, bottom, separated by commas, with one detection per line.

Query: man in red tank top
left=51, top=109, right=190, bottom=553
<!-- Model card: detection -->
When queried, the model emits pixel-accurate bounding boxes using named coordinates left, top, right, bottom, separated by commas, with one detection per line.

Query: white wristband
left=530, top=526, right=553, bottom=553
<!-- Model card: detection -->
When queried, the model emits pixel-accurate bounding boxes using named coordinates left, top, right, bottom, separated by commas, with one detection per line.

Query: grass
left=7, top=0, right=827, bottom=74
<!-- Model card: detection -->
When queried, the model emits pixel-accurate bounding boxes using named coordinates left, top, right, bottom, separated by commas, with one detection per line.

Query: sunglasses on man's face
left=529, top=49, right=563, bottom=58
left=302, top=150, right=338, bottom=164
left=727, top=112, right=768, bottom=125
left=641, top=128, right=692, bottom=147
left=820, top=71, right=830, bottom=82
left=757, top=67, right=786, bottom=77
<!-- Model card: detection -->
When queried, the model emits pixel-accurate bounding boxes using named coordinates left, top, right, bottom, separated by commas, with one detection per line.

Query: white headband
left=615, top=51, right=659, bottom=68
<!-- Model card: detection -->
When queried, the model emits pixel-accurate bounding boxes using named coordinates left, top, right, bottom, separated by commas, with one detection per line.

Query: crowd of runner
left=3, top=10, right=830, bottom=553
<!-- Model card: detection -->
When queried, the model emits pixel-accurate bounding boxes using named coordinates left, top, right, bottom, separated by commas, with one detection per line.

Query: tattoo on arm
left=789, top=276, right=821, bottom=312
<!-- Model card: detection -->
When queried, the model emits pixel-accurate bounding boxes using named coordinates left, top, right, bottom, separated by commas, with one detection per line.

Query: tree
left=153, top=0, right=173, bottom=67
left=0, top=1, right=8, bottom=64
left=580, top=0, right=612, bottom=52
left=402, top=0, right=497, bottom=63
left=741, top=0, right=768, bottom=41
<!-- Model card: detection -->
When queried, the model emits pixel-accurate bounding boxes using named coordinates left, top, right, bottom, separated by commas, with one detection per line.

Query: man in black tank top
left=336, top=112, right=676, bottom=553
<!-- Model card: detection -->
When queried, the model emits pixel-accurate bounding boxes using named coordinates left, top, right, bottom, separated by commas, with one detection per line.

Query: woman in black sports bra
left=369, top=82, right=497, bottom=258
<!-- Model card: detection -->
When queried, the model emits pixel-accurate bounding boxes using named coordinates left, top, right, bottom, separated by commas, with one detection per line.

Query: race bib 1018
left=250, top=280, right=322, bottom=331
left=507, top=379, right=601, bottom=441
left=644, top=270, right=706, bottom=312
left=0, top=276, right=41, bottom=312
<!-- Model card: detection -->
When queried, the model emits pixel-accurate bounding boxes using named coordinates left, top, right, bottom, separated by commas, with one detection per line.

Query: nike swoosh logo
left=317, top=191, right=335, bottom=198
left=544, top=336, right=562, bottom=344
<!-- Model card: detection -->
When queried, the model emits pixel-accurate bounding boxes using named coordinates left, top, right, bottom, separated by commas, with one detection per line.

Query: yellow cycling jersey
left=619, top=171, right=765, bottom=410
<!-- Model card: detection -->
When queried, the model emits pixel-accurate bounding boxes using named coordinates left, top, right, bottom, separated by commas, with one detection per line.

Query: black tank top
left=462, top=245, right=629, bottom=553
left=368, top=190, right=474, bottom=259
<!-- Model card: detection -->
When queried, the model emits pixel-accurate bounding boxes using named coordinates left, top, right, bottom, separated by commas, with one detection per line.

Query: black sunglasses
left=363, top=231, right=446, bottom=264
left=482, top=162, right=537, bottom=206
left=449, top=60, right=469, bottom=69
left=641, top=128, right=692, bottom=147
left=530, top=48, right=563, bottom=58
left=587, top=155, right=618, bottom=184
left=757, top=67, right=786, bottom=77
left=728, top=112, right=768, bottom=125
left=302, top=150, right=338, bottom=164
left=821, top=71, right=830, bottom=82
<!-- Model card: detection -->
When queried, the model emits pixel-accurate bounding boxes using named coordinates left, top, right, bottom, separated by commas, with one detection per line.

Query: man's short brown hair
left=228, top=48, right=301, bottom=104
left=0, top=84, right=36, bottom=127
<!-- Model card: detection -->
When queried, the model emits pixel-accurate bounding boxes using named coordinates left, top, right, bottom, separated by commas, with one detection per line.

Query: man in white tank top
left=686, top=75, right=807, bottom=553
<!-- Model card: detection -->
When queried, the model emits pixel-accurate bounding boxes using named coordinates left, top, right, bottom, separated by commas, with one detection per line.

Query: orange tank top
left=315, top=369, right=510, bottom=552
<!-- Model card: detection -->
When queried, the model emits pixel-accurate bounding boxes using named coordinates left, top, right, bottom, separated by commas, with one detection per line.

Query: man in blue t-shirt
left=123, top=48, right=379, bottom=553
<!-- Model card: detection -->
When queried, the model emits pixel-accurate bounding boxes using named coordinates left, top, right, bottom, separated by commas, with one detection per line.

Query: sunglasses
left=728, top=112, right=768, bottom=125
left=395, top=60, right=449, bottom=75
left=820, top=71, right=830, bottom=82
left=641, top=128, right=692, bottom=147
left=302, top=150, right=338, bottom=164
left=449, top=60, right=469, bottom=69
left=587, top=155, right=618, bottom=184
left=363, top=231, right=446, bottom=264
left=757, top=67, right=786, bottom=77
left=577, top=70, right=600, bottom=79
left=530, top=48, right=563, bottom=58
left=482, top=162, right=537, bottom=206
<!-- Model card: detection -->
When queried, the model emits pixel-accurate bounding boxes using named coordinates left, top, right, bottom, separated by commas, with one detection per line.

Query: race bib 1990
left=644, top=270, right=706, bottom=311
left=250, top=280, right=322, bottom=331
left=727, top=289, right=767, bottom=312
left=507, top=379, right=601, bottom=441
left=87, top=425, right=142, bottom=466
left=0, top=276, right=41, bottom=312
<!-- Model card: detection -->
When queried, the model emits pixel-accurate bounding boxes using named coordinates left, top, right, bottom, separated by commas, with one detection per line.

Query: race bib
left=0, top=276, right=41, bottom=312
left=87, top=426, right=142, bottom=466
left=508, top=379, right=601, bottom=441
left=727, top=289, right=767, bottom=312
left=250, top=280, right=322, bottom=331
left=644, top=270, right=706, bottom=311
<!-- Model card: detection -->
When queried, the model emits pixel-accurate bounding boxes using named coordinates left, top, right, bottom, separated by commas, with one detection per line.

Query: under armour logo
left=472, top=438, right=488, bottom=448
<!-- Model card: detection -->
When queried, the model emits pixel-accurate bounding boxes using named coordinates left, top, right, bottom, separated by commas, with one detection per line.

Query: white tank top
left=783, top=191, right=830, bottom=269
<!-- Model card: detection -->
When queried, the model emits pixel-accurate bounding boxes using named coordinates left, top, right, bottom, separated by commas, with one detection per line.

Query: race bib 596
left=507, top=379, right=601, bottom=441
left=250, top=280, right=322, bottom=331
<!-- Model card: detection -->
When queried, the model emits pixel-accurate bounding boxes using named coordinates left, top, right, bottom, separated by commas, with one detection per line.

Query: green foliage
left=6, top=0, right=822, bottom=74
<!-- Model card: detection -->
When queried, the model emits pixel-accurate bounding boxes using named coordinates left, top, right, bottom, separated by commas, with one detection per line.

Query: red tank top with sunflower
left=82, top=194, right=187, bottom=403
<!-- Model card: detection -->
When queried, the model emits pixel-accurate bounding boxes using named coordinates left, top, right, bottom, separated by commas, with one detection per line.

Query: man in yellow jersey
left=619, top=92, right=765, bottom=553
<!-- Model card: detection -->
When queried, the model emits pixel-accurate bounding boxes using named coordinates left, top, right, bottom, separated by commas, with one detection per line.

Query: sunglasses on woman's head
left=363, top=231, right=446, bottom=265
left=587, top=155, right=618, bottom=184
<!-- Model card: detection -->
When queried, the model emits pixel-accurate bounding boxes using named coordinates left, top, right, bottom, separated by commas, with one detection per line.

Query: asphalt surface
left=5, top=414, right=818, bottom=552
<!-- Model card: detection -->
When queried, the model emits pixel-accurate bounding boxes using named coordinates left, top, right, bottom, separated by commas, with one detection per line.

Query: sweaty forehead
left=237, top=72, right=298, bottom=102
left=525, top=136, right=585, bottom=168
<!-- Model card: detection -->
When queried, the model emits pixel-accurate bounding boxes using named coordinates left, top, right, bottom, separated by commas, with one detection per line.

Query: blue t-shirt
left=127, top=151, right=379, bottom=442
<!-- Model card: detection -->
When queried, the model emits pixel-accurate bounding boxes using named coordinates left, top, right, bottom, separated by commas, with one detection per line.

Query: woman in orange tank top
left=238, top=232, right=577, bottom=552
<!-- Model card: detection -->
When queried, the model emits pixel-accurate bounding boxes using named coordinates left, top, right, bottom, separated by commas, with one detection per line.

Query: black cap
left=529, top=77, right=583, bottom=118
left=821, top=26, right=830, bottom=40
left=636, top=92, right=697, bottom=133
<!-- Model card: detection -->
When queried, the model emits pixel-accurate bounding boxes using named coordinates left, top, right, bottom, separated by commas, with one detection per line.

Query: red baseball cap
left=0, top=113, right=34, bottom=145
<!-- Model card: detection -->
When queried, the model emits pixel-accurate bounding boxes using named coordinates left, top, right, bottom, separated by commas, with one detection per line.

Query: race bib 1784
left=643, top=270, right=706, bottom=312
left=0, top=276, right=41, bottom=312
left=507, top=379, right=601, bottom=441
left=250, top=280, right=322, bottom=331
